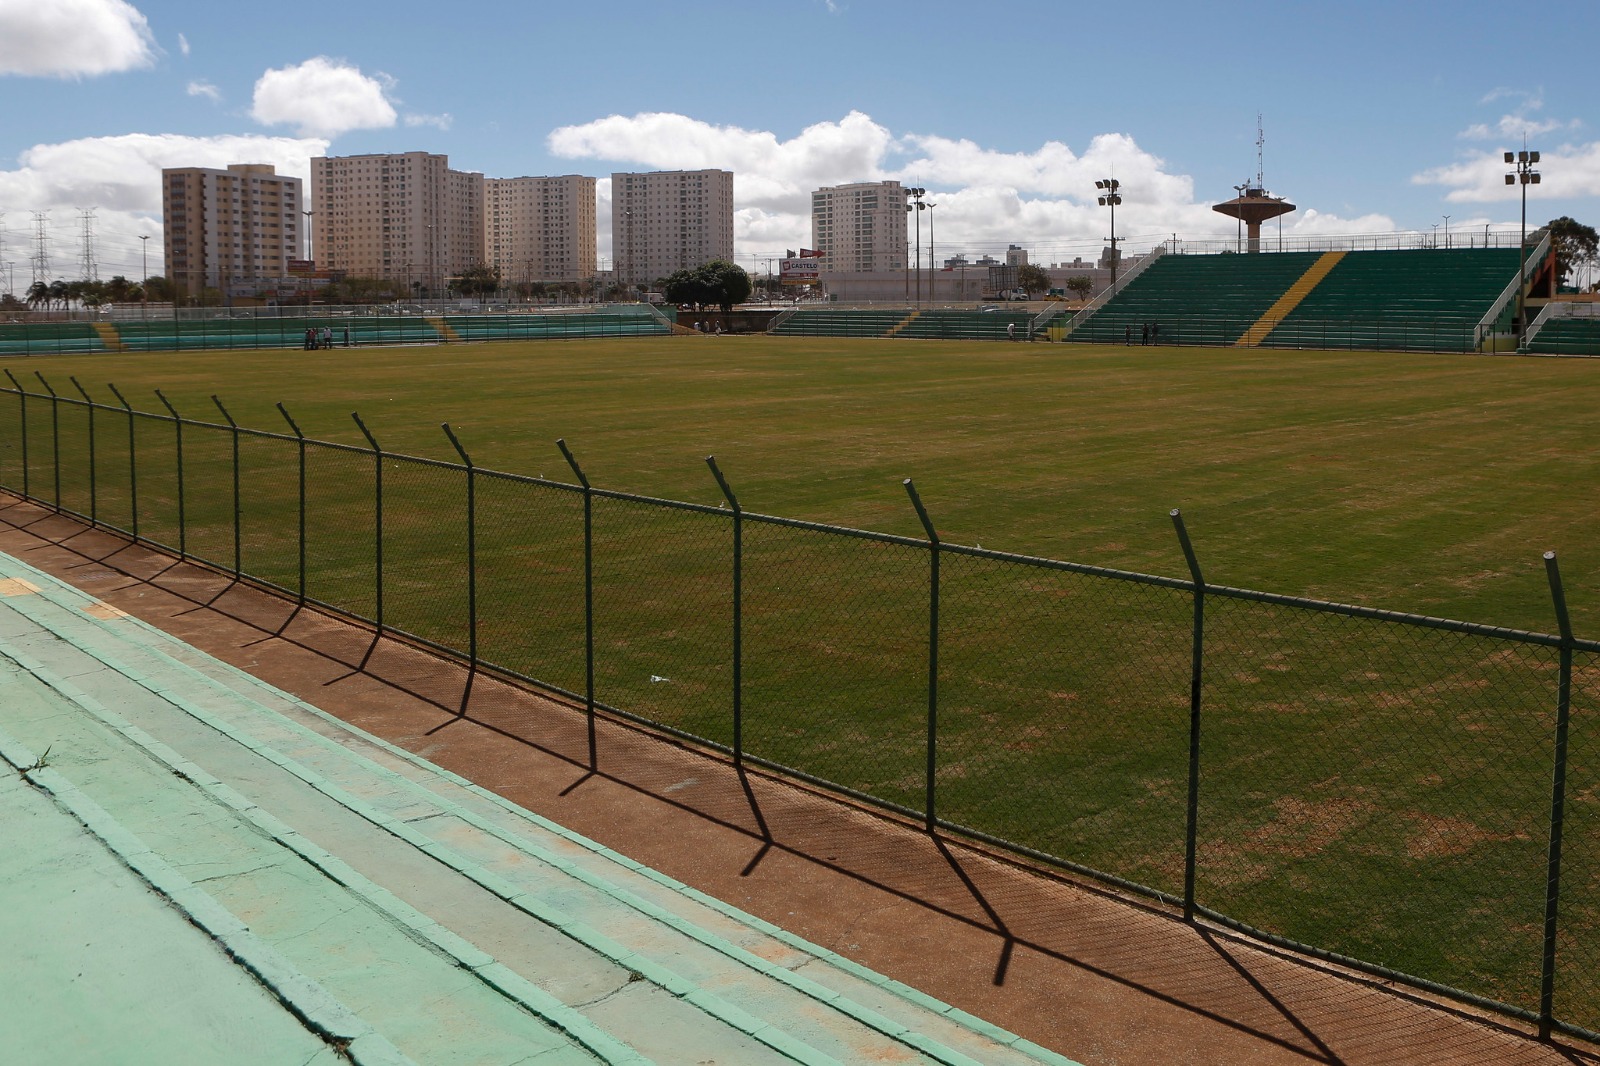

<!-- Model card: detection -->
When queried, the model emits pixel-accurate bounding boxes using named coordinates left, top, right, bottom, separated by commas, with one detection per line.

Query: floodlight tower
left=1505, top=147, right=1540, bottom=346
left=1095, top=179, right=1122, bottom=289
left=1212, top=117, right=1295, bottom=253
left=905, top=186, right=926, bottom=306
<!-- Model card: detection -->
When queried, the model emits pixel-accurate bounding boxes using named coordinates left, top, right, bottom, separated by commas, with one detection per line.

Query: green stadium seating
left=1527, top=314, right=1600, bottom=356
left=1067, top=252, right=1325, bottom=347
left=1260, top=249, right=1521, bottom=353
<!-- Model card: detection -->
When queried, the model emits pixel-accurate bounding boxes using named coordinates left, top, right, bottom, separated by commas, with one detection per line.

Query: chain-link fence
left=2, top=380, right=1597, bottom=1044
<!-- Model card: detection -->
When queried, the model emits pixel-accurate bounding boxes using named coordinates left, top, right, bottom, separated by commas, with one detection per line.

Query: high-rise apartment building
left=810, top=181, right=906, bottom=274
left=611, top=169, right=734, bottom=286
left=161, top=163, right=303, bottom=298
left=484, top=175, right=597, bottom=284
left=310, top=152, right=484, bottom=289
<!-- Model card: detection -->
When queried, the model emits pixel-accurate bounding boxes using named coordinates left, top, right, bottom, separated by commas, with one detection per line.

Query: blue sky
left=2, top=0, right=1597, bottom=284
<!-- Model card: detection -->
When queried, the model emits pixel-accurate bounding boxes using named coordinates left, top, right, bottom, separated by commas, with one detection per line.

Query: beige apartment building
left=161, top=163, right=303, bottom=298
left=485, top=175, right=597, bottom=285
left=310, top=152, right=484, bottom=291
left=811, top=181, right=907, bottom=275
left=611, top=169, right=734, bottom=286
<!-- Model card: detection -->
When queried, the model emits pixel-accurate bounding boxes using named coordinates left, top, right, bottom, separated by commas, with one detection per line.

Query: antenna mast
left=1256, top=113, right=1265, bottom=189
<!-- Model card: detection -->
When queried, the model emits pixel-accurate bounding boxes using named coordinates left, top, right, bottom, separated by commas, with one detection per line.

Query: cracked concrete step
left=0, top=620, right=637, bottom=1065
left=0, top=731, right=355, bottom=1066
left=0, top=551, right=1078, bottom=1066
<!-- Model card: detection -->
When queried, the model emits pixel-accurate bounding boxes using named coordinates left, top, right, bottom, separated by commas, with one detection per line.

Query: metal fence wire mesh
left=475, top=473, right=587, bottom=699
left=592, top=495, right=733, bottom=747
left=1198, top=595, right=1556, bottom=1009
left=2, top=381, right=1599, bottom=1042
left=237, top=430, right=305, bottom=595
left=1558, top=647, right=1600, bottom=1034
left=743, top=521, right=927, bottom=813
left=303, top=441, right=378, bottom=619
left=380, top=456, right=468, bottom=654
left=940, top=552, right=1194, bottom=897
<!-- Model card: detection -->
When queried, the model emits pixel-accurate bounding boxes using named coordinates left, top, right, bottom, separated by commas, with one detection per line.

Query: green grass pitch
left=13, top=334, right=1600, bottom=634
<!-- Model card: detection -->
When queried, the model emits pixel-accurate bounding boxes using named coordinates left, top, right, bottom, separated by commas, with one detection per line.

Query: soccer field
left=13, top=334, right=1600, bottom=634
left=8, top=333, right=1600, bottom=1029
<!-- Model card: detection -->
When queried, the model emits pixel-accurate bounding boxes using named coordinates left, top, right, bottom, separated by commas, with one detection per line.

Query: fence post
left=1172, top=510, right=1206, bottom=922
left=69, top=378, right=96, bottom=527
left=275, top=403, right=306, bottom=605
left=706, top=456, right=743, bottom=765
left=904, top=478, right=940, bottom=833
left=2, top=369, right=26, bottom=500
left=442, top=423, right=477, bottom=715
left=154, top=390, right=185, bottom=559
left=557, top=438, right=597, bottom=772
left=211, top=397, right=242, bottom=579
left=1538, top=550, right=1575, bottom=1040
left=107, top=384, right=137, bottom=542
left=352, top=413, right=385, bottom=659
left=33, top=372, right=61, bottom=511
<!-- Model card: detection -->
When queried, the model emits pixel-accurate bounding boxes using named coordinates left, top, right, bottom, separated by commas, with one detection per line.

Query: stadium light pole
left=1096, top=178, right=1122, bottom=291
left=139, top=234, right=149, bottom=321
left=1505, top=147, right=1541, bottom=346
left=906, top=187, right=926, bottom=307
left=1443, top=214, right=1451, bottom=249
left=926, top=202, right=937, bottom=300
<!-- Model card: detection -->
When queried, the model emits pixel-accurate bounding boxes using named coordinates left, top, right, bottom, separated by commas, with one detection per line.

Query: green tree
left=702, top=260, right=751, bottom=311
left=661, top=268, right=716, bottom=308
left=452, top=263, right=501, bottom=299
left=1547, top=216, right=1598, bottom=288
left=661, top=260, right=751, bottom=311
left=142, top=275, right=175, bottom=301
left=1016, top=263, right=1052, bottom=294
left=1065, top=275, right=1094, bottom=301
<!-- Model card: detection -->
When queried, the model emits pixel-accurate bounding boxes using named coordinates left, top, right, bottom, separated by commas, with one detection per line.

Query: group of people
left=691, top=320, right=724, bottom=334
left=303, top=326, right=347, bottom=350
left=1125, top=322, right=1162, bottom=345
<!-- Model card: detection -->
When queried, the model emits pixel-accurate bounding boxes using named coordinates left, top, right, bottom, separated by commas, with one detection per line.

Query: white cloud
left=556, top=110, right=1273, bottom=259
left=177, top=31, right=189, bottom=56
left=0, top=0, right=157, bottom=77
left=0, top=132, right=326, bottom=283
left=250, top=56, right=397, bottom=138
left=404, top=113, right=453, bottom=131
left=186, top=79, right=220, bottom=103
left=1413, top=141, right=1600, bottom=202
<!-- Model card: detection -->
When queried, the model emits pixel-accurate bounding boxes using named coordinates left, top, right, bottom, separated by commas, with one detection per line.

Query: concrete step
left=0, top=551, right=1079, bottom=1066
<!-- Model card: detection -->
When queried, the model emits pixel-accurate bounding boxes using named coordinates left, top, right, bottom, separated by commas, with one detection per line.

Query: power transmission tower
left=79, top=208, right=99, bottom=282
left=32, top=212, right=52, bottom=287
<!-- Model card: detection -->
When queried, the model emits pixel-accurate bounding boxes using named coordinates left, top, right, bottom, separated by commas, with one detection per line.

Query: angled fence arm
left=442, top=423, right=477, bottom=715
left=1172, top=509, right=1206, bottom=922
left=69, top=377, right=98, bottom=525
left=212, top=397, right=242, bottom=578
left=275, top=403, right=306, bottom=603
left=107, top=384, right=136, bottom=541
left=707, top=456, right=743, bottom=764
left=904, top=478, right=940, bottom=832
left=155, top=390, right=186, bottom=558
left=558, top=438, right=597, bottom=772
left=1538, top=550, right=1575, bottom=1039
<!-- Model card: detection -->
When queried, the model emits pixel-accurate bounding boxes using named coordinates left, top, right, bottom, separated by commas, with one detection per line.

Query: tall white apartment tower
left=810, top=181, right=906, bottom=274
left=484, top=175, right=597, bottom=285
left=310, top=152, right=484, bottom=290
left=161, top=163, right=304, bottom=298
left=611, top=169, right=734, bottom=286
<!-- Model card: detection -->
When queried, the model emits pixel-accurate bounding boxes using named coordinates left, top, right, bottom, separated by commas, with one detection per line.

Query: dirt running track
left=2, top=494, right=1593, bottom=1066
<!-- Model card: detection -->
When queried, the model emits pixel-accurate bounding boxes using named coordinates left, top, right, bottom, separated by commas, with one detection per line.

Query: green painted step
left=0, top=551, right=1080, bottom=1066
